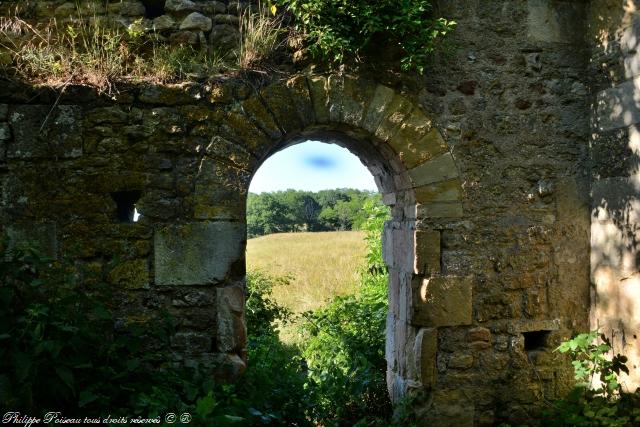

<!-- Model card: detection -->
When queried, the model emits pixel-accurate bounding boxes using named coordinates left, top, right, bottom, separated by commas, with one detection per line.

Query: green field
left=246, top=231, right=367, bottom=315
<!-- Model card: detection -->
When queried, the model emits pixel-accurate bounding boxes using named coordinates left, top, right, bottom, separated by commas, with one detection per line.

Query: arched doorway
left=183, top=74, right=464, bottom=400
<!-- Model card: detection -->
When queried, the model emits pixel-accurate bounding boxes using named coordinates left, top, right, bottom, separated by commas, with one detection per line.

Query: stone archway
left=193, top=73, right=467, bottom=401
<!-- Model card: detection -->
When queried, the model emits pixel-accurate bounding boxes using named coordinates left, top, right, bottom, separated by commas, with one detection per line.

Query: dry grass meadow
left=246, top=231, right=367, bottom=315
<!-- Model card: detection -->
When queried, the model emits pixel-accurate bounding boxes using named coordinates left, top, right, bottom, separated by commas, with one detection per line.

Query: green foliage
left=0, top=5, right=284, bottom=91
left=298, top=200, right=392, bottom=425
left=246, top=271, right=294, bottom=337
left=247, top=188, right=382, bottom=237
left=556, top=332, right=629, bottom=397
left=0, top=244, right=311, bottom=424
left=276, top=0, right=455, bottom=73
left=238, top=5, right=287, bottom=69
left=0, top=206, right=399, bottom=425
left=544, top=331, right=640, bottom=427
left=0, top=244, right=206, bottom=417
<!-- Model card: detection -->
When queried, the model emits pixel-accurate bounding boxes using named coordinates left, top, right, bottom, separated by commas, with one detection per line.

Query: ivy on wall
left=275, top=0, right=455, bottom=73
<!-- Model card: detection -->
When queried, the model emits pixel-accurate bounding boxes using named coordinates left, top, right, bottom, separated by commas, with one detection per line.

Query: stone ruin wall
left=1, top=0, right=638, bottom=425
left=589, top=0, right=640, bottom=392
left=0, top=0, right=250, bottom=51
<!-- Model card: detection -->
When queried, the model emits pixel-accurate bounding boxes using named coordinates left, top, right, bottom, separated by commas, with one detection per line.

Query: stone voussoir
left=259, top=83, right=306, bottom=134
left=239, top=97, right=282, bottom=140
left=374, top=94, right=415, bottom=142
left=407, top=152, right=460, bottom=188
left=341, top=75, right=377, bottom=128
left=285, top=75, right=316, bottom=126
left=361, top=84, right=398, bottom=136
left=307, top=75, right=330, bottom=124
left=326, top=74, right=345, bottom=123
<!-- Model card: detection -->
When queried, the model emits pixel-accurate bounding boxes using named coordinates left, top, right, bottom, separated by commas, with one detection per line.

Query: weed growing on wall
left=275, top=0, right=455, bottom=73
left=544, top=332, right=640, bottom=426
left=0, top=5, right=285, bottom=92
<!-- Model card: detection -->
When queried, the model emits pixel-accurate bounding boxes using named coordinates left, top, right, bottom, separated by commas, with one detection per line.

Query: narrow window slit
left=111, top=190, right=142, bottom=223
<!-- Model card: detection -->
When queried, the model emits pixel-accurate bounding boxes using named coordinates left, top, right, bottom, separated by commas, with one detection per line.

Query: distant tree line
left=247, top=189, right=384, bottom=237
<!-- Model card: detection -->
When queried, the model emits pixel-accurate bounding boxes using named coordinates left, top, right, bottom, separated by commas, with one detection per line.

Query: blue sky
left=248, top=141, right=377, bottom=193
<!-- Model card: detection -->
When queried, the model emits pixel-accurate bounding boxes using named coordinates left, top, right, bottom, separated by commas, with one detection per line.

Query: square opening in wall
left=111, top=190, right=142, bottom=223
left=523, top=330, right=550, bottom=352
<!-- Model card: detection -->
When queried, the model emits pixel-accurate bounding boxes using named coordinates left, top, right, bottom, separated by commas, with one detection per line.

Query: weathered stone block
left=204, top=136, right=256, bottom=170
left=211, top=353, right=246, bottom=382
left=417, top=202, right=464, bottom=218
left=308, top=75, right=330, bottom=124
left=468, top=327, right=491, bottom=343
left=180, top=12, right=212, bottom=31
left=286, top=75, right=315, bottom=126
left=166, top=0, right=199, bottom=13
left=202, top=1, right=226, bottom=14
left=423, top=389, right=474, bottom=427
left=399, top=127, right=449, bottom=170
left=153, top=14, right=176, bottom=31
left=213, top=14, right=239, bottom=25
left=393, top=227, right=415, bottom=273
left=341, top=76, right=376, bottom=128
left=8, top=105, right=82, bottom=159
left=391, top=109, right=432, bottom=145
left=171, top=289, right=215, bottom=307
left=407, top=152, right=459, bottom=188
left=374, top=95, right=414, bottom=142
left=591, top=219, right=640, bottom=277
left=509, top=319, right=560, bottom=334
left=120, top=1, right=146, bottom=16
left=362, top=85, right=395, bottom=134
left=154, top=221, right=245, bottom=285
left=412, top=276, right=473, bottom=327
left=259, top=84, right=305, bottom=133
left=86, top=107, right=129, bottom=124
left=415, top=179, right=462, bottom=203
left=6, top=223, right=58, bottom=259
left=240, top=97, right=282, bottom=139
left=327, top=74, right=344, bottom=123
left=216, top=285, right=246, bottom=352
left=414, top=327, right=437, bottom=389
left=217, top=109, right=272, bottom=158
left=415, top=229, right=441, bottom=275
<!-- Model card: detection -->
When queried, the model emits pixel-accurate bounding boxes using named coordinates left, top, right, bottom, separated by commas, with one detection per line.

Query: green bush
left=0, top=245, right=205, bottom=417
left=276, top=0, right=455, bottom=73
left=298, top=199, right=392, bottom=425
left=544, top=331, right=640, bottom=427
